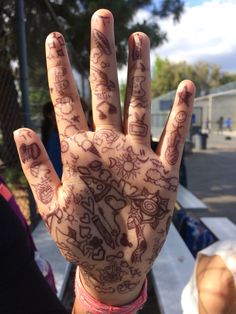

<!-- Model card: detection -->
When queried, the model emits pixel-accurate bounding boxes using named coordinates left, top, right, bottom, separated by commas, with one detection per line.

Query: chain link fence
left=0, top=0, right=87, bottom=226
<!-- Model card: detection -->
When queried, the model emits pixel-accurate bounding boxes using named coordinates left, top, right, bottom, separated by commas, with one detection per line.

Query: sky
left=118, top=0, right=236, bottom=83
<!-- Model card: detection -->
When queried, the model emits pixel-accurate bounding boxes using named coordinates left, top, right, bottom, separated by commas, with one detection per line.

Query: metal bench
left=150, top=185, right=208, bottom=314
left=151, top=223, right=195, bottom=314
left=32, top=220, right=72, bottom=300
left=176, top=184, right=207, bottom=211
left=200, top=217, right=236, bottom=241
left=150, top=215, right=236, bottom=314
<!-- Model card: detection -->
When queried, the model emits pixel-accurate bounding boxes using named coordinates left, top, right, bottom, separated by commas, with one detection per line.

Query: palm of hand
left=43, top=129, right=178, bottom=293
left=14, top=8, right=195, bottom=298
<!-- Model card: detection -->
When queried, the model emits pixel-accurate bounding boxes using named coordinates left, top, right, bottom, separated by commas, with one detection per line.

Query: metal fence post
left=15, top=0, right=38, bottom=228
left=15, top=0, right=31, bottom=128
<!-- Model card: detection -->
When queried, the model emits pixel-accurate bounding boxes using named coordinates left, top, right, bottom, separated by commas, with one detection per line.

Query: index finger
left=46, top=32, right=88, bottom=139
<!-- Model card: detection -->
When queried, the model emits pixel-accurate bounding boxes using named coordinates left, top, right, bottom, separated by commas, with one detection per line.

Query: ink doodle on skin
left=19, top=143, right=41, bottom=163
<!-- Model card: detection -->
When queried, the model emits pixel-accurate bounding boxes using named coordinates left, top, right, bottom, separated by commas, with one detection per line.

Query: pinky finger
left=157, top=80, right=196, bottom=171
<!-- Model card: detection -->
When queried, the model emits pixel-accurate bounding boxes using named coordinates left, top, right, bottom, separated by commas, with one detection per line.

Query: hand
left=14, top=8, right=195, bottom=306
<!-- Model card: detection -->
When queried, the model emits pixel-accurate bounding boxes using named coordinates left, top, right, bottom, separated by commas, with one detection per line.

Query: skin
left=14, top=8, right=195, bottom=314
left=197, top=254, right=236, bottom=314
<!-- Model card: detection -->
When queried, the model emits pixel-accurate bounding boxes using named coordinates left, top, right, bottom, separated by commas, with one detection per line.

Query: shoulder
left=197, top=254, right=236, bottom=313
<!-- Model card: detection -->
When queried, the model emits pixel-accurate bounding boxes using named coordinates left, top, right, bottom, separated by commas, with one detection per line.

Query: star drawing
left=178, top=85, right=192, bottom=106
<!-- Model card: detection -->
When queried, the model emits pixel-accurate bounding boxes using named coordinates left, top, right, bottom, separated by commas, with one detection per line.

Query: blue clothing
left=45, top=131, right=62, bottom=179
left=225, top=117, right=232, bottom=129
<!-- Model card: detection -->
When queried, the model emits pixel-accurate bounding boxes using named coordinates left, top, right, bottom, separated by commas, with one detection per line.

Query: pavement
left=139, top=130, right=236, bottom=314
left=185, top=131, right=236, bottom=224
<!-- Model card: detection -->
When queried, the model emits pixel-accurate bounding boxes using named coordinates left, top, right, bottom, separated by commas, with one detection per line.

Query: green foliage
left=46, top=0, right=184, bottom=73
left=152, top=57, right=192, bottom=96
left=2, top=0, right=185, bottom=77
left=219, top=72, right=236, bottom=85
left=1, top=0, right=185, bottom=124
left=119, top=82, right=126, bottom=106
left=152, top=57, right=236, bottom=97
left=2, top=166, right=28, bottom=190
left=29, top=86, right=50, bottom=107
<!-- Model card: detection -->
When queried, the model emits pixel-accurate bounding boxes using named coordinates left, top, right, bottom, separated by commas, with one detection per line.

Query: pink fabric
left=74, top=266, right=147, bottom=314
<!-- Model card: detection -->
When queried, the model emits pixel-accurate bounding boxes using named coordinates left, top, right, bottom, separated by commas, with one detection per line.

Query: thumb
left=13, top=128, right=61, bottom=216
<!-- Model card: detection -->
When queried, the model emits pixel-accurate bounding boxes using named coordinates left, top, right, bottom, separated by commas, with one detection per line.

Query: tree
left=192, top=61, right=221, bottom=96
left=218, top=71, right=236, bottom=86
left=152, top=57, right=236, bottom=97
left=1, top=0, right=185, bottom=122
left=3, top=0, right=185, bottom=91
left=152, top=57, right=192, bottom=96
left=47, top=0, right=185, bottom=73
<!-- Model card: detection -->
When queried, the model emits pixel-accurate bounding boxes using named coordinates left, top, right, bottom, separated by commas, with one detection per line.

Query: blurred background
left=0, top=0, right=235, bottom=228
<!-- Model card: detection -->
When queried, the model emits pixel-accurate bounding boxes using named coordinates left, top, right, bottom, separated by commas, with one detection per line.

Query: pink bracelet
left=74, top=266, right=148, bottom=314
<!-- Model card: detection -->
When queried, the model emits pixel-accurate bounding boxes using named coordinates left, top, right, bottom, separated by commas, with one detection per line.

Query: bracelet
left=74, top=266, right=148, bottom=314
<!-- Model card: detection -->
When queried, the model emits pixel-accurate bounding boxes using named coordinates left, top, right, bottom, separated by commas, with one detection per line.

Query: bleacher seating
left=32, top=220, right=72, bottom=300
left=151, top=184, right=236, bottom=314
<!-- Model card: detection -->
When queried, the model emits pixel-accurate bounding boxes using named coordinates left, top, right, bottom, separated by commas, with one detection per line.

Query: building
left=151, top=82, right=236, bottom=139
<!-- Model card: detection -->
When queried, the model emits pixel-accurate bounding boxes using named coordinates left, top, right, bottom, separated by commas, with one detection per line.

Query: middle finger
left=90, top=9, right=122, bottom=131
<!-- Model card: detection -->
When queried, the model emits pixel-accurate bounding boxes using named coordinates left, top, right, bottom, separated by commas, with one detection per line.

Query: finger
left=157, top=80, right=196, bottom=171
left=13, top=128, right=61, bottom=216
left=124, top=32, right=151, bottom=144
left=90, top=9, right=122, bottom=130
left=45, top=32, right=88, bottom=140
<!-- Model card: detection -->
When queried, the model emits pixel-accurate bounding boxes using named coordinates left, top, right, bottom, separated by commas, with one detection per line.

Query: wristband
left=74, top=266, right=147, bottom=314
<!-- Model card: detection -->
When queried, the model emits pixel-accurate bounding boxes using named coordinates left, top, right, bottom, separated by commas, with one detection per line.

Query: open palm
left=14, top=9, right=195, bottom=304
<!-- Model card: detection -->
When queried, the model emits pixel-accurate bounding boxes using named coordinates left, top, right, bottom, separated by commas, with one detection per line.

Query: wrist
left=74, top=266, right=147, bottom=314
